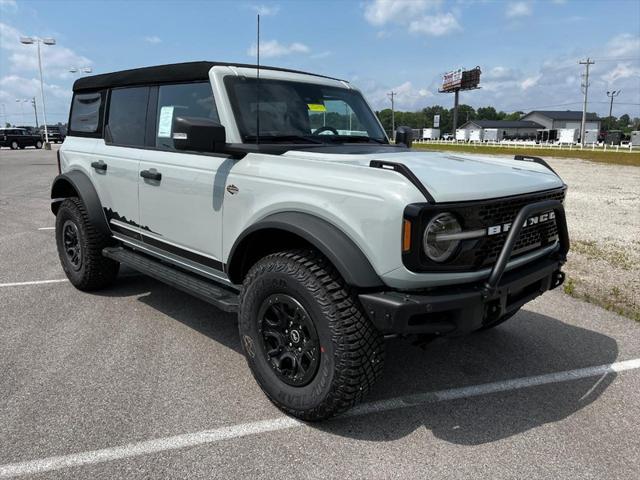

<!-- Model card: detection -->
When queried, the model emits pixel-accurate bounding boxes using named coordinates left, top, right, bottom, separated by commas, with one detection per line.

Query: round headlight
left=423, top=213, right=462, bottom=262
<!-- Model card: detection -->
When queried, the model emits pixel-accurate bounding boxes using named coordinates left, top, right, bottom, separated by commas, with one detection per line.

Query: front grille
left=473, top=189, right=565, bottom=267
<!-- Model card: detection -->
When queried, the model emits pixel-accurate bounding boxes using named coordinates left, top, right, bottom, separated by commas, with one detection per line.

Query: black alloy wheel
left=258, top=294, right=320, bottom=387
left=62, top=219, right=82, bottom=271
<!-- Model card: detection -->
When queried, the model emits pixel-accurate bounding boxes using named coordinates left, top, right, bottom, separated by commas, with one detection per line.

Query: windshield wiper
left=244, top=134, right=324, bottom=144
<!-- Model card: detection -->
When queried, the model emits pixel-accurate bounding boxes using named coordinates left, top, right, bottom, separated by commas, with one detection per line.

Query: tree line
left=375, top=105, right=640, bottom=135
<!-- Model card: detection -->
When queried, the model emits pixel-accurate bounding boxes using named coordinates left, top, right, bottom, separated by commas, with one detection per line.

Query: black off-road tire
left=35, top=140, right=43, bottom=149
left=479, top=307, right=521, bottom=331
left=238, top=249, right=385, bottom=421
left=55, top=197, right=119, bottom=291
left=10, top=141, right=18, bottom=150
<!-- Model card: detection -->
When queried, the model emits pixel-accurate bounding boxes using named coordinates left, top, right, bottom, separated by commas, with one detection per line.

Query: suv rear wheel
left=35, top=140, right=43, bottom=149
left=10, top=141, right=18, bottom=150
left=238, top=249, right=385, bottom=421
left=55, top=198, right=119, bottom=290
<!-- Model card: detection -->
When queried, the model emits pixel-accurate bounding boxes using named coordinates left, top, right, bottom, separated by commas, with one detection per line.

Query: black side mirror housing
left=173, top=116, right=226, bottom=153
left=395, top=126, right=413, bottom=148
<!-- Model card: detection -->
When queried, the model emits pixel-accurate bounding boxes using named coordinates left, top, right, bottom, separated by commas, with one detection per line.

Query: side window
left=155, top=82, right=219, bottom=150
left=69, top=92, right=103, bottom=134
left=107, top=87, right=149, bottom=147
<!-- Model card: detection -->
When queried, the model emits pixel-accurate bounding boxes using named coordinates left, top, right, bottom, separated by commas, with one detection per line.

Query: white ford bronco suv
left=52, top=61, right=569, bottom=420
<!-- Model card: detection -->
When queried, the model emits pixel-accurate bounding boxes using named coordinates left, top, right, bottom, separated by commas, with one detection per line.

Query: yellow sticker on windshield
left=307, top=103, right=327, bottom=112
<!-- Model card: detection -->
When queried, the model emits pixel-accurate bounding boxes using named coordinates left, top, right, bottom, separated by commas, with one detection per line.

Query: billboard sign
left=441, top=67, right=482, bottom=92
left=442, top=69, right=463, bottom=91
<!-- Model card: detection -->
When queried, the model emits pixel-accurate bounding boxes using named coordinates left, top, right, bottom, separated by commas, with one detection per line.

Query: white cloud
left=360, top=79, right=434, bottom=111
left=409, top=12, right=460, bottom=36
left=310, top=50, right=332, bottom=59
left=363, top=0, right=460, bottom=37
left=143, top=35, right=161, bottom=44
left=520, top=73, right=541, bottom=90
left=252, top=4, right=280, bottom=16
left=247, top=40, right=310, bottom=58
left=606, top=33, right=640, bottom=58
left=0, top=21, right=94, bottom=125
left=505, top=2, right=532, bottom=18
left=1, top=22, right=92, bottom=79
left=0, top=0, right=17, bottom=10
left=364, top=0, right=439, bottom=26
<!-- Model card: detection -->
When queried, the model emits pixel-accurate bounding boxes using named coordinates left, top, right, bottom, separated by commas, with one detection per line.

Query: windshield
left=225, top=77, right=387, bottom=144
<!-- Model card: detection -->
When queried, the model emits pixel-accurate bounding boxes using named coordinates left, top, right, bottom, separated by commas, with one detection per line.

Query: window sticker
left=157, top=106, right=174, bottom=138
left=307, top=103, right=326, bottom=112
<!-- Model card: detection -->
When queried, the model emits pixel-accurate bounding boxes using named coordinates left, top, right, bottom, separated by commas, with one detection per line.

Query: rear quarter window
left=69, top=91, right=105, bottom=136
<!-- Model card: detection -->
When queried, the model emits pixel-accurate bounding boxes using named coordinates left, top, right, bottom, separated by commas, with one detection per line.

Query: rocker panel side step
left=103, top=247, right=239, bottom=312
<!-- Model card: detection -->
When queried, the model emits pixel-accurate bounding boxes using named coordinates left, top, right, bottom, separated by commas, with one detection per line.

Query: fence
left=413, top=138, right=640, bottom=153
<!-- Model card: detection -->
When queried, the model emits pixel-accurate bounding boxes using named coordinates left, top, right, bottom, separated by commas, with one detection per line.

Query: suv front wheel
left=55, top=198, right=119, bottom=290
left=238, top=249, right=385, bottom=421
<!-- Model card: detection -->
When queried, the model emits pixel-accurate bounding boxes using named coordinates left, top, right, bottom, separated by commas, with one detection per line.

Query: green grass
left=563, top=276, right=640, bottom=322
left=412, top=142, right=640, bottom=167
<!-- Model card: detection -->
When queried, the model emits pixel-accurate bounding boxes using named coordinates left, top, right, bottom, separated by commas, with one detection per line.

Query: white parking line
left=37, top=227, right=55, bottom=231
left=0, top=279, right=67, bottom=288
left=1, top=358, right=639, bottom=478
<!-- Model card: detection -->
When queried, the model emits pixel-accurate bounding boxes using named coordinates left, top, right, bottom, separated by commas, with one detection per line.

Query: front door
left=137, top=82, right=228, bottom=272
left=91, top=87, right=149, bottom=235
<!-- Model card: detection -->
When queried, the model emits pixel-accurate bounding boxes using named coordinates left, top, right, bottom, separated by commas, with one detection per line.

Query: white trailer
left=469, top=129, right=483, bottom=142
left=483, top=128, right=503, bottom=142
left=455, top=129, right=469, bottom=141
left=557, top=128, right=578, bottom=144
left=422, top=128, right=440, bottom=140
left=583, top=129, right=599, bottom=144
left=630, top=131, right=640, bottom=146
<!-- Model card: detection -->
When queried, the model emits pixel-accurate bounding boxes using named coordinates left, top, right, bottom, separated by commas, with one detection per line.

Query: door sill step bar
left=103, top=247, right=239, bottom=312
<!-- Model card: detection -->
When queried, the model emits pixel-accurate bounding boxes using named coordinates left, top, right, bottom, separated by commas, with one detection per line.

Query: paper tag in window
left=158, top=106, right=174, bottom=138
left=307, top=103, right=326, bottom=112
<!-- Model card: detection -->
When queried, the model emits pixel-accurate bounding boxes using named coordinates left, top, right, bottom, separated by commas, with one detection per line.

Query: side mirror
left=173, top=116, right=226, bottom=152
left=395, top=126, right=413, bottom=148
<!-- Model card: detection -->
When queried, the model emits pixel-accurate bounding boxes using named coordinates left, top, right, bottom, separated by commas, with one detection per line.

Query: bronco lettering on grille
left=487, top=211, right=556, bottom=236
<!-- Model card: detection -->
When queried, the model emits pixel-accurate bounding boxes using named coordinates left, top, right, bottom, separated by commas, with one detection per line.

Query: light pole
left=606, top=90, right=621, bottom=119
left=20, top=35, right=56, bottom=148
left=15, top=98, right=28, bottom=123
left=69, top=67, right=93, bottom=74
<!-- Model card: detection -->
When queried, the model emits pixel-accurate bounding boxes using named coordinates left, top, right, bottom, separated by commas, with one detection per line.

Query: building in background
left=456, top=119, right=543, bottom=140
left=520, top=111, right=600, bottom=131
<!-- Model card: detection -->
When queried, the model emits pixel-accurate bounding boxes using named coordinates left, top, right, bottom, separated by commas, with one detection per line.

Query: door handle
left=140, top=169, right=162, bottom=181
left=91, top=161, right=107, bottom=171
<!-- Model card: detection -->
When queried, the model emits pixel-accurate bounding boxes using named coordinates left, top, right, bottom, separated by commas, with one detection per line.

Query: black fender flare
left=227, top=212, right=384, bottom=288
left=50, top=170, right=111, bottom=237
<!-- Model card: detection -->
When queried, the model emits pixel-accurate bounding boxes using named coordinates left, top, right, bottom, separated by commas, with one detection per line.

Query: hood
left=283, top=149, right=564, bottom=202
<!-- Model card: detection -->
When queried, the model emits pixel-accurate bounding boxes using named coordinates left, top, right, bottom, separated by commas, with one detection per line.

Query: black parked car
left=0, top=128, right=44, bottom=149
left=41, top=125, right=66, bottom=143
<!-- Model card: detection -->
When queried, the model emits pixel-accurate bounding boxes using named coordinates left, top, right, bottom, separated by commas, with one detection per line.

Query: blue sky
left=1, top=0, right=639, bottom=125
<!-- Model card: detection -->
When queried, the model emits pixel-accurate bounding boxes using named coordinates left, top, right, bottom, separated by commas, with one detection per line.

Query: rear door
left=138, top=81, right=229, bottom=271
left=91, top=86, right=149, bottom=237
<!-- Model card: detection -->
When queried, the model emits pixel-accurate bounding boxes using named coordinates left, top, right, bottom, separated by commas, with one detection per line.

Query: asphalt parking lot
left=1, top=147, right=639, bottom=479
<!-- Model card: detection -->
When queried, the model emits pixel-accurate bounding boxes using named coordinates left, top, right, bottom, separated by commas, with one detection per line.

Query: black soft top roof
left=72, top=61, right=344, bottom=92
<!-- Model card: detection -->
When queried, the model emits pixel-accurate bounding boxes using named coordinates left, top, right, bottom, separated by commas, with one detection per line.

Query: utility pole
left=579, top=57, right=595, bottom=146
left=388, top=91, right=396, bottom=138
left=606, top=90, right=621, bottom=119
left=31, top=97, right=39, bottom=129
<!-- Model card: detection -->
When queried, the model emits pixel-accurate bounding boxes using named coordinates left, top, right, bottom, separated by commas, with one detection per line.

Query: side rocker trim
left=50, top=170, right=111, bottom=238
left=227, top=212, right=384, bottom=288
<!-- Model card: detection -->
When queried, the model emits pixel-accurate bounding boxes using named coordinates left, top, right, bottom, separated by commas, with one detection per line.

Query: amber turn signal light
left=402, top=219, right=412, bottom=252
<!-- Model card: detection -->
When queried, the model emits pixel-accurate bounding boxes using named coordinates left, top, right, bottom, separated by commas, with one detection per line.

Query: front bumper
left=359, top=199, right=570, bottom=335
left=359, top=257, right=565, bottom=335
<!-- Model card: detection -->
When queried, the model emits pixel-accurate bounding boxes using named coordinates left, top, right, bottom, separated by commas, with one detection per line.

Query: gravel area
left=546, top=157, right=640, bottom=320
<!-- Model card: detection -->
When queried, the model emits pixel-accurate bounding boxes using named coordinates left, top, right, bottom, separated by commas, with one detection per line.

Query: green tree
left=476, top=106, right=501, bottom=120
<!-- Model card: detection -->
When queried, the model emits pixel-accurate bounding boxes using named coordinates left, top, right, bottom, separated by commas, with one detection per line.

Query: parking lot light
left=19, top=35, right=56, bottom=149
